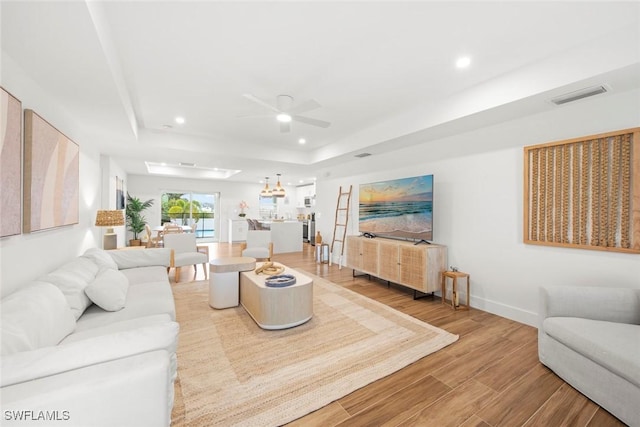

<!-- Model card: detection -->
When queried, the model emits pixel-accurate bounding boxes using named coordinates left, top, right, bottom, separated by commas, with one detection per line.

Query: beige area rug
left=171, top=271, right=458, bottom=426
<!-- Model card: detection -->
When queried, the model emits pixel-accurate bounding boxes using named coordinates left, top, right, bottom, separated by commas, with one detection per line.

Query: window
left=161, top=192, right=219, bottom=241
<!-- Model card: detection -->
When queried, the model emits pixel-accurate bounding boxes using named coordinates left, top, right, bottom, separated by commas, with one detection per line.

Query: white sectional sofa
left=538, top=285, right=640, bottom=426
left=1, top=248, right=179, bottom=427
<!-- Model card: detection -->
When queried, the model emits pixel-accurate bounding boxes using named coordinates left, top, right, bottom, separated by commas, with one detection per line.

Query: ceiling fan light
left=276, top=113, right=292, bottom=123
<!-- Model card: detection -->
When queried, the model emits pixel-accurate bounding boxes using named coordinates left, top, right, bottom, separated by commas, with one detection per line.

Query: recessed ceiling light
left=276, top=113, right=292, bottom=123
left=298, top=138, right=306, bottom=144
left=175, top=116, right=185, bottom=124
left=456, top=56, right=471, bottom=69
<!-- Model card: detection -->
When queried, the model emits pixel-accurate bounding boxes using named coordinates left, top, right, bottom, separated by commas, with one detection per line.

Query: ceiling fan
left=241, top=94, right=331, bottom=133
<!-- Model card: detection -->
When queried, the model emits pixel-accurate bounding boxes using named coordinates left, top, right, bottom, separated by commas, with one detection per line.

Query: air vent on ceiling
left=179, top=162, right=196, bottom=167
left=354, top=153, right=372, bottom=158
left=551, top=85, right=607, bottom=105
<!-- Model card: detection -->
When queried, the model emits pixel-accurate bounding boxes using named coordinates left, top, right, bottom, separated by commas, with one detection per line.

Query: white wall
left=314, top=89, right=640, bottom=327
left=0, top=55, right=103, bottom=297
left=99, top=155, right=128, bottom=247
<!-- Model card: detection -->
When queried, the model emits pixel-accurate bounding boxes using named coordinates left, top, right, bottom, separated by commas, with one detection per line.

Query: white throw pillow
left=85, top=268, right=129, bottom=311
left=1, top=282, right=76, bottom=356
left=82, top=247, right=118, bottom=271
left=41, top=257, right=99, bottom=319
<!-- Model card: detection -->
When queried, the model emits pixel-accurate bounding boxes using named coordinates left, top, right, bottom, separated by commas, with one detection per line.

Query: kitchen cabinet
left=228, top=219, right=248, bottom=242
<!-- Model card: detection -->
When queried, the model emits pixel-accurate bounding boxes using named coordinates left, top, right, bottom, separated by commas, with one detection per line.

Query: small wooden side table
left=441, top=271, right=470, bottom=310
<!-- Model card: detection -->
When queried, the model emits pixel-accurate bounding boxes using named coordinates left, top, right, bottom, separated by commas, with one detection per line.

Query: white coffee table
left=240, top=263, right=313, bottom=330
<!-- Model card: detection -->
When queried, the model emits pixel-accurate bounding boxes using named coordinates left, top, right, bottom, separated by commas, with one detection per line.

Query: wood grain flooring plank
left=502, top=323, right=538, bottom=346
left=477, top=363, right=564, bottom=426
left=474, top=339, right=540, bottom=392
left=523, top=383, right=599, bottom=427
left=460, top=414, right=493, bottom=427
left=335, top=375, right=451, bottom=427
left=402, top=379, right=497, bottom=427
left=432, top=336, right=523, bottom=389
left=587, top=407, right=628, bottom=427
left=338, top=347, right=458, bottom=415
left=286, top=402, right=350, bottom=427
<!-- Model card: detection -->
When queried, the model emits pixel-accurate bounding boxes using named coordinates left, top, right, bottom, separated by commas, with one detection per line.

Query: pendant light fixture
left=260, top=177, right=272, bottom=197
left=272, top=173, right=286, bottom=198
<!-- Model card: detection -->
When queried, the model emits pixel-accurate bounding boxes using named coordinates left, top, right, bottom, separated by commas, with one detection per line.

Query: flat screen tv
left=359, top=174, right=433, bottom=242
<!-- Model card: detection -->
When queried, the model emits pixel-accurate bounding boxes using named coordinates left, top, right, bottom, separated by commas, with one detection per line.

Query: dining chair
left=163, top=223, right=184, bottom=234
left=144, top=224, right=162, bottom=248
left=240, top=230, right=273, bottom=261
left=163, top=233, right=209, bottom=283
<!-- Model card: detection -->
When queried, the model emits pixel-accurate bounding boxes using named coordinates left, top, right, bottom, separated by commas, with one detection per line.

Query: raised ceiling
left=2, top=1, right=639, bottom=184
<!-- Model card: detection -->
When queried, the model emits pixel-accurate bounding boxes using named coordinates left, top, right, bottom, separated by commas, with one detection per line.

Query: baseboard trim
left=468, top=295, right=538, bottom=327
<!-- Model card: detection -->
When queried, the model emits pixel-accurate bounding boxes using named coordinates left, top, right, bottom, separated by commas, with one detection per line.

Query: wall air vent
left=354, top=153, right=372, bottom=158
left=551, top=85, right=607, bottom=105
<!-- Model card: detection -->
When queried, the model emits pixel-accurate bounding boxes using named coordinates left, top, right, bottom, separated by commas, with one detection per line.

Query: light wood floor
left=177, top=242, right=625, bottom=427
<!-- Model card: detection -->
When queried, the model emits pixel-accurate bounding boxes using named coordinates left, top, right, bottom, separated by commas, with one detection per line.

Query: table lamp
left=95, top=210, right=125, bottom=250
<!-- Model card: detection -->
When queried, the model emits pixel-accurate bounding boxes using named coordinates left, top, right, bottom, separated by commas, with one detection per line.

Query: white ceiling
left=2, top=1, right=639, bottom=185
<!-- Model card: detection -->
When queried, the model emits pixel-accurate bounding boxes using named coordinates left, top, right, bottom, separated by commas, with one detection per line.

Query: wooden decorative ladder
left=330, top=185, right=352, bottom=268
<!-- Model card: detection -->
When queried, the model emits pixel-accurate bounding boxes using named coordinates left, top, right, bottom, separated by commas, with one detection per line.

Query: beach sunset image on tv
left=359, top=174, right=433, bottom=241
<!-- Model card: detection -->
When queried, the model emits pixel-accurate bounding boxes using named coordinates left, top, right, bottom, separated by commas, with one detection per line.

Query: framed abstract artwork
left=23, top=109, right=79, bottom=232
left=0, top=87, right=22, bottom=238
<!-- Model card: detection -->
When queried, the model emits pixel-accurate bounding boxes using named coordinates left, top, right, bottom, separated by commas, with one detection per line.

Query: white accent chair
left=163, top=233, right=209, bottom=283
left=240, top=230, right=273, bottom=261
left=539, top=286, right=640, bottom=426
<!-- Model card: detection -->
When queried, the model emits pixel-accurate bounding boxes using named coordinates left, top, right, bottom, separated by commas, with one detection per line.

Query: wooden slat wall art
left=523, top=128, right=640, bottom=254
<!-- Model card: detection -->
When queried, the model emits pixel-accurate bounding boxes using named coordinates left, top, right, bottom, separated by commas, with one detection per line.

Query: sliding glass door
left=161, top=192, right=219, bottom=241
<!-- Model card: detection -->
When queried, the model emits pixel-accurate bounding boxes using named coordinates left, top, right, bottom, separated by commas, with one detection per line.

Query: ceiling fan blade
left=293, top=115, right=331, bottom=128
left=280, top=122, right=291, bottom=133
left=288, top=99, right=321, bottom=115
left=236, top=113, right=273, bottom=119
left=242, top=93, right=280, bottom=113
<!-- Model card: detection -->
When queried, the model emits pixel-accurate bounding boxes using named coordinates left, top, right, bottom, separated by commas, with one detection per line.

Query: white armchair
left=163, top=233, right=209, bottom=283
left=240, top=230, right=273, bottom=261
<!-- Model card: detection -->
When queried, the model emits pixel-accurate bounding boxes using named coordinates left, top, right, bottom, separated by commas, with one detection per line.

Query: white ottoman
left=209, top=257, right=256, bottom=309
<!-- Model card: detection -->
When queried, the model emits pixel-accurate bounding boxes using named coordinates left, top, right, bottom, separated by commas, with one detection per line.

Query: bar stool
left=441, top=270, right=470, bottom=310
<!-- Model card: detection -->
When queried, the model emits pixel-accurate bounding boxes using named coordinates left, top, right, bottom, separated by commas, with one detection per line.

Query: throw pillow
left=41, top=257, right=99, bottom=320
left=1, top=282, right=76, bottom=356
left=85, top=268, right=129, bottom=311
left=82, top=247, right=118, bottom=271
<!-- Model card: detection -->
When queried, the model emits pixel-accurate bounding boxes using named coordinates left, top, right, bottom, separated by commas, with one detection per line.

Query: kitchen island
left=259, top=220, right=303, bottom=254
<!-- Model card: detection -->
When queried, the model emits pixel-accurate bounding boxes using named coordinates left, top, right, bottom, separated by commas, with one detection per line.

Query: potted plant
left=125, top=193, right=154, bottom=246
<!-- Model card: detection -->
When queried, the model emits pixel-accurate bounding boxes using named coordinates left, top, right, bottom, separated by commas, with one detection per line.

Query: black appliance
left=309, top=213, right=316, bottom=246
left=302, top=220, right=309, bottom=242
